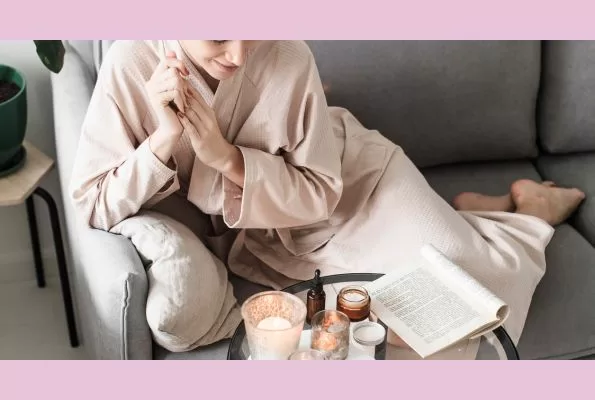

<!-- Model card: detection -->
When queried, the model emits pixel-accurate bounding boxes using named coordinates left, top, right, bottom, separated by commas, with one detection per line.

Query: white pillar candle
left=252, top=316, right=300, bottom=360
left=257, top=316, right=292, bottom=330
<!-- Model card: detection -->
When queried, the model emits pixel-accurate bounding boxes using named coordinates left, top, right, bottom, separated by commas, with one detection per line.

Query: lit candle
left=313, top=330, right=338, bottom=352
left=252, top=316, right=300, bottom=360
left=310, top=310, right=350, bottom=360
left=257, top=316, right=292, bottom=330
left=241, top=291, right=307, bottom=360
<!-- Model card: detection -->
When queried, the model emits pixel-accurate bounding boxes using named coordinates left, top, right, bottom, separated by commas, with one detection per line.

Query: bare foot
left=453, top=192, right=514, bottom=212
left=453, top=181, right=558, bottom=212
left=511, top=179, right=585, bottom=226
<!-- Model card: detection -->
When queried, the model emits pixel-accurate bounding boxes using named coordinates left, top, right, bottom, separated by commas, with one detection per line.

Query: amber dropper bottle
left=306, top=269, right=326, bottom=325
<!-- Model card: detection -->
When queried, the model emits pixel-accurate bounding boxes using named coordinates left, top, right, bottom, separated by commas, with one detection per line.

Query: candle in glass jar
left=336, top=286, right=371, bottom=322
left=241, top=291, right=307, bottom=360
left=310, top=310, right=350, bottom=360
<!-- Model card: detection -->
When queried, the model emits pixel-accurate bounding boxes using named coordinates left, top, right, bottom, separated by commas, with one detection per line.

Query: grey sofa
left=51, top=40, right=595, bottom=360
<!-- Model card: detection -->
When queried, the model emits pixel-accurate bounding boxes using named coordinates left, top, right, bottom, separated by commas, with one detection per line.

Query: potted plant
left=0, top=40, right=65, bottom=177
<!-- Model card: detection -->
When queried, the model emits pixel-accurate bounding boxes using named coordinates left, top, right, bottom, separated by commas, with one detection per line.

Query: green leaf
left=33, top=40, right=65, bottom=73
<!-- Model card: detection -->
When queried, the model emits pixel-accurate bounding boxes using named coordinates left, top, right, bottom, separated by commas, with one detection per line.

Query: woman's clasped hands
left=145, top=50, right=236, bottom=173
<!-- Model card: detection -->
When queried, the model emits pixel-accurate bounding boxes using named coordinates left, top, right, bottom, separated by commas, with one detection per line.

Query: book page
left=366, top=263, right=497, bottom=358
left=420, top=245, right=509, bottom=325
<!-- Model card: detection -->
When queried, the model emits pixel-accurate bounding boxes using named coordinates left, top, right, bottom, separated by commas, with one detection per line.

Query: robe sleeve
left=222, top=43, right=343, bottom=229
left=69, top=64, right=180, bottom=231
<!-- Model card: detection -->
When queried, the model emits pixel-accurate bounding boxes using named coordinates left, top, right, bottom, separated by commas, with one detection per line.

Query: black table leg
left=494, top=326, right=520, bottom=360
left=32, top=187, right=79, bottom=348
left=26, top=197, right=45, bottom=288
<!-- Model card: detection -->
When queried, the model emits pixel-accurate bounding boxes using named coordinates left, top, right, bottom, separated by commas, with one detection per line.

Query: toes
left=511, top=179, right=531, bottom=202
left=561, top=187, right=585, bottom=200
left=511, top=178, right=531, bottom=194
left=511, top=179, right=547, bottom=209
left=575, top=189, right=586, bottom=200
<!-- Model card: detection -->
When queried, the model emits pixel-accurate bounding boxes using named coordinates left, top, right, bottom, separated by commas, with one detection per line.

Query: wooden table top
left=0, top=141, right=54, bottom=207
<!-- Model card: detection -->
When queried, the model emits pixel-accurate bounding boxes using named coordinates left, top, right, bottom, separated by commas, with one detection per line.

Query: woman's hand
left=145, top=51, right=189, bottom=165
left=180, top=86, right=245, bottom=186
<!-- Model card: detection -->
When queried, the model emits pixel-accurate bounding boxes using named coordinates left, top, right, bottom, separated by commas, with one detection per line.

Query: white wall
left=0, top=40, right=66, bottom=283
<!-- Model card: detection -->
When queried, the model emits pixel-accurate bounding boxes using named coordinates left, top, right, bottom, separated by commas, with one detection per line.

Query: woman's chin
left=207, top=62, right=239, bottom=81
left=212, top=72, right=234, bottom=81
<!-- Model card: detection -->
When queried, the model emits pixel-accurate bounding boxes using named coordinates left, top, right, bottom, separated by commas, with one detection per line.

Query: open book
left=364, top=244, right=509, bottom=359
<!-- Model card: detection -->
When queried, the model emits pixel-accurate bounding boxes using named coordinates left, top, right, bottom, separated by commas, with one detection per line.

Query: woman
left=70, top=40, right=584, bottom=352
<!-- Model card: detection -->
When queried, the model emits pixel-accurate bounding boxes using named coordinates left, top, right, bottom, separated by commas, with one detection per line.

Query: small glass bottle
left=336, top=285, right=371, bottom=322
left=306, top=269, right=326, bottom=325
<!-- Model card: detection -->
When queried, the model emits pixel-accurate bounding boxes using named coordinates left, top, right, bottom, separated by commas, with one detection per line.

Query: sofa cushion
left=539, top=41, right=595, bottom=153
left=517, top=224, right=595, bottom=359
left=422, top=161, right=595, bottom=359
left=537, top=153, right=595, bottom=244
left=307, top=40, right=541, bottom=168
left=110, top=210, right=242, bottom=353
left=154, top=273, right=269, bottom=360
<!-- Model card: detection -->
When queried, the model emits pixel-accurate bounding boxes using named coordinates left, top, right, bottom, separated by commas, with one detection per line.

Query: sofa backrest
left=66, top=40, right=114, bottom=82
left=66, top=40, right=543, bottom=169
left=539, top=41, right=595, bottom=154
left=307, top=40, right=542, bottom=168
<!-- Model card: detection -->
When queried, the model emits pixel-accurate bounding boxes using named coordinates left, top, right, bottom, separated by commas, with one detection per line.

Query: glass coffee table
left=227, top=273, right=519, bottom=360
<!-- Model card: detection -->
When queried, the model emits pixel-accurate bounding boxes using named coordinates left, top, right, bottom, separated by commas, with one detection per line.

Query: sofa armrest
left=50, top=41, right=152, bottom=359
left=75, top=226, right=152, bottom=359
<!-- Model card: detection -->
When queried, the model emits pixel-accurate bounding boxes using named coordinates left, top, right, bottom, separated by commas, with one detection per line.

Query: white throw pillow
left=110, top=210, right=242, bottom=352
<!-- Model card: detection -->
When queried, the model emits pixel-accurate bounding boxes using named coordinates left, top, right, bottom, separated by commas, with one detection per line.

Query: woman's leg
left=381, top=178, right=583, bottom=352
left=453, top=181, right=557, bottom=212
left=453, top=180, right=584, bottom=225
left=314, top=148, right=561, bottom=345
left=453, top=192, right=515, bottom=212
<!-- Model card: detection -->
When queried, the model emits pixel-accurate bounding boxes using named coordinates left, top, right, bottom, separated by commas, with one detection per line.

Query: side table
left=0, top=140, right=79, bottom=347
